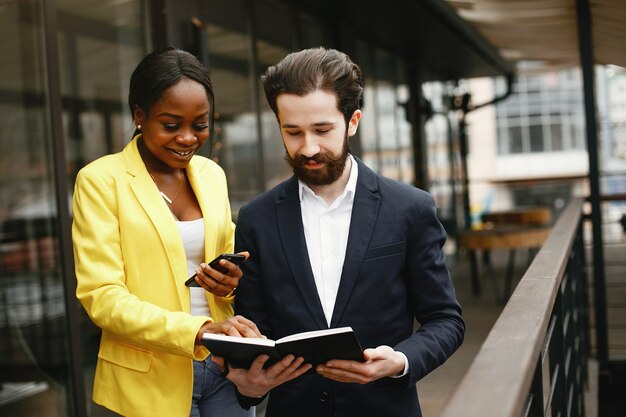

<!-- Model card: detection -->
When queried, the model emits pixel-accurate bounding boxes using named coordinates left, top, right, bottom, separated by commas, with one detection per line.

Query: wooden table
left=459, top=207, right=553, bottom=303
left=481, top=206, right=552, bottom=226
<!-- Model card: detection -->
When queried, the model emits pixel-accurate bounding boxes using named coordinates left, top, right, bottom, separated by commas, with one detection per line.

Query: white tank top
left=176, top=218, right=211, bottom=317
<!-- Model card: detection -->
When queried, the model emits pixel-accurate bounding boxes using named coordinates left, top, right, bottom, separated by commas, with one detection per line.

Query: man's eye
left=285, top=131, right=301, bottom=136
left=317, top=129, right=330, bottom=134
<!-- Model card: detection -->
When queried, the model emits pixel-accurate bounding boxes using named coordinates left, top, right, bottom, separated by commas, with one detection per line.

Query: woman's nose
left=176, top=130, right=197, bottom=144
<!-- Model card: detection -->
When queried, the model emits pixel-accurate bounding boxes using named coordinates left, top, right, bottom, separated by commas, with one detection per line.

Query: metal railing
left=440, top=198, right=589, bottom=417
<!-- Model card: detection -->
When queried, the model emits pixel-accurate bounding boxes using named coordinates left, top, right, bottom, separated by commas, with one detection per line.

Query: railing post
left=524, top=358, right=544, bottom=417
left=572, top=226, right=589, bottom=417
left=549, top=290, right=567, bottom=417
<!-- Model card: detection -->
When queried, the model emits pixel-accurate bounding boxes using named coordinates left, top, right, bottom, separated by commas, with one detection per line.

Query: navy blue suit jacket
left=235, top=157, right=464, bottom=417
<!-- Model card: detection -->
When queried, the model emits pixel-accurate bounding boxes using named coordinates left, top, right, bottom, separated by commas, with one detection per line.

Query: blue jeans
left=190, top=357, right=255, bottom=417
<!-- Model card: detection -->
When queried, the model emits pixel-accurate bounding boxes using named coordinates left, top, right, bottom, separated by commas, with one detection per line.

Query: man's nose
left=300, top=134, right=320, bottom=157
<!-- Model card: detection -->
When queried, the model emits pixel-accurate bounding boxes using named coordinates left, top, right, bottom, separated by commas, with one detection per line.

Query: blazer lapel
left=186, top=159, right=218, bottom=262
left=276, top=178, right=328, bottom=330
left=123, top=137, right=188, bottom=308
left=330, top=159, right=380, bottom=327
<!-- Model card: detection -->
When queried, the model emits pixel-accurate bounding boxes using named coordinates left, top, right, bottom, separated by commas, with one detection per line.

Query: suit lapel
left=123, top=137, right=188, bottom=308
left=330, top=159, right=380, bottom=327
left=277, top=178, right=328, bottom=330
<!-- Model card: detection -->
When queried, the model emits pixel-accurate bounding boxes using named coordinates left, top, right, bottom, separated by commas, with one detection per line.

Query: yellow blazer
left=72, top=136, right=236, bottom=417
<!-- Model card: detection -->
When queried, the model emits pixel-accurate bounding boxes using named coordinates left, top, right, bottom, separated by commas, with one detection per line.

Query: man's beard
left=285, top=138, right=351, bottom=187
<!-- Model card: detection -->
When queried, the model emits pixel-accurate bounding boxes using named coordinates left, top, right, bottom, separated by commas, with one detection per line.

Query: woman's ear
left=347, top=109, right=362, bottom=137
left=133, top=104, right=144, bottom=128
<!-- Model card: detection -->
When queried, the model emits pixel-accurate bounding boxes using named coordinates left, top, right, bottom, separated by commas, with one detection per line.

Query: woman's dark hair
left=261, top=47, right=364, bottom=125
left=128, top=47, right=215, bottom=138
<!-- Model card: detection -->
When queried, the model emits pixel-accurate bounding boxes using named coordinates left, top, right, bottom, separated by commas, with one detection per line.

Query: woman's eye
left=163, top=124, right=179, bottom=131
left=194, top=123, right=209, bottom=131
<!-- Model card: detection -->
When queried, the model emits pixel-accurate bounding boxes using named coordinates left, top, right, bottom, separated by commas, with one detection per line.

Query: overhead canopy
left=447, top=0, right=626, bottom=71
left=287, top=0, right=515, bottom=81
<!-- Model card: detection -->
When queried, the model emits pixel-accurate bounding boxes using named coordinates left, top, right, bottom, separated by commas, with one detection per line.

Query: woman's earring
left=137, top=124, right=142, bottom=130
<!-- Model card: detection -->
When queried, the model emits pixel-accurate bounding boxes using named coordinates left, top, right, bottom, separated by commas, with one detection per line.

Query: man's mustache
left=293, top=153, right=335, bottom=166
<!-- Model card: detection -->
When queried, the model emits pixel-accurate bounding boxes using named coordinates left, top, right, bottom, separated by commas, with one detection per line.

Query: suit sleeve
left=394, top=193, right=465, bottom=386
left=233, top=204, right=273, bottom=337
left=72, top=169, right=209, bottom=359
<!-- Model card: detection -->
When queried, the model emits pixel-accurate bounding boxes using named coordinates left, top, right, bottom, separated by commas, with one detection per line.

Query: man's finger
left=248, top=354, right=270, bottom=372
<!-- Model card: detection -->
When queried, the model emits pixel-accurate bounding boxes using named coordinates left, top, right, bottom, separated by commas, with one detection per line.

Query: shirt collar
left=298, top=154, right=358, bottom=202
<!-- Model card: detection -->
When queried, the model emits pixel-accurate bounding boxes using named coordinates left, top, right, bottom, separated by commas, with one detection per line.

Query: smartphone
left=185, top=253, right=246, bottom=287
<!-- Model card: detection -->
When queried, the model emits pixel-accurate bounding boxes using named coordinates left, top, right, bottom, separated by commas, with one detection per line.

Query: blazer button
left=320, top=391, right=329, bottom=402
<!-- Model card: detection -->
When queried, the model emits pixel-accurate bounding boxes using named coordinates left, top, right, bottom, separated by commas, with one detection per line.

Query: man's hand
left=315, top=345, right=405, bottom=383
left=195, top=315, right=262, bottom=345
left=214, top=354, right=312, bottom=398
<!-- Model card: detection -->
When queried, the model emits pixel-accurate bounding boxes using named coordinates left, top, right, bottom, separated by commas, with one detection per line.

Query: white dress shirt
left=299, top=155, right=358, bottom=326
left=299, top=155, right=409, bottom=377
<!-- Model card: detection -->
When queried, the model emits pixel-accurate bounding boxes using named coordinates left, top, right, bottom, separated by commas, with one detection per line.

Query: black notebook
left=201, top=326, right=365, bottom=369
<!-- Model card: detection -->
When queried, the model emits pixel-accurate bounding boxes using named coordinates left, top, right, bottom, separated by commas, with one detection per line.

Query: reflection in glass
left=202, top=8, right=261, bottom=213
left=255, top=1, right=293, bottom=190
left=423, top=81, right=459, bottom=224
left=0, top=1, right=70, bottom=415
left=55, top=0, right=145, bottom=416
left=57, top=0, right=144, bottom=179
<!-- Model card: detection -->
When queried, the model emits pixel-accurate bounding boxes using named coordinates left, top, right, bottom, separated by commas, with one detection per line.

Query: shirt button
left=320, top=391, right=329, bottom=402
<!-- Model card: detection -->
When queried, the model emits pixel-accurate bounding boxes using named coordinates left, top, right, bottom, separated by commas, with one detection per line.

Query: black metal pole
left=458, top=115, right=472, bottom=229
left=42, top=1, right=87, bottom=416
left=408, top=63, right=428, bottom=190
left=575, top=0, right=609, bottom=371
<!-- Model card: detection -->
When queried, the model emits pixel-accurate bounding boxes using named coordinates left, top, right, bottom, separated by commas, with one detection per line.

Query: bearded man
left=224, top=47, right=465, bottom=417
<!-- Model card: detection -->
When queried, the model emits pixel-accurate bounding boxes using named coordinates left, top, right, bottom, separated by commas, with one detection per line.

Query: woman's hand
left=192, top=251, right=249, bottom=296
left=195, top=315, right=262, bottom=344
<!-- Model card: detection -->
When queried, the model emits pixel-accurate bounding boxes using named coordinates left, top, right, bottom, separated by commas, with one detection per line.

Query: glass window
left=550, top=122, right=564, bottom=151
left=0, top=1, right=72, bottom=415
left=55, top=1, right=146, bottom=415
left=254, top=0, right=294, bottom=190
left=529, top=124, right=544, bottom=152
left=396, top=82, right=414, bottom=184
left=509, top=125, right=524, bottom=153
left=497, top=126, right=509, bottom=154
left=57, top=1, right=145, bottom=176
left=354, top=45, right=415, bottom=183
left=299, top=13, right=331, bottom=48
left=374, top=49, right=401, bottom=180
left=199, top=0, right=261, bottom=212
left=495, top=67, right=586, bottom=155
left=352, top=40, right=378, bottom=171
left=423, top=81, right=458, bottom=222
